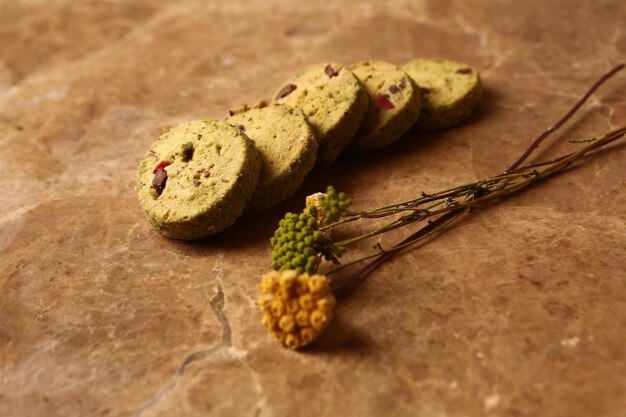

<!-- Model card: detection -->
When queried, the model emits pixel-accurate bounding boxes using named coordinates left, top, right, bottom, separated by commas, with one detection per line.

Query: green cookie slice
left=272, top=62, right=368, bottom=166
left=402, top=58, right=483, bottom=131
left=226, top=102, right=317, bottom=212
left=136, top=120, right=261, bottom=240
left=349, top=60, right=422, bottom=151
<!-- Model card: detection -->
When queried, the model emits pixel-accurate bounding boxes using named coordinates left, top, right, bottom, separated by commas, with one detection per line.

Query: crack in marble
left=131, top=340, right=226, bottom=417
left=208, top=251, right=234, bottom=346
left=243, top=354, right=267, bottom=417
left=0, top=201, right=42, bottom=227
left=211, top=284, right=233, bottom=346
left=451, top=13, right=510, bottom=76
left=132, top=254, right=232, bottom=417
left=604, top=26, right=624, bottom=56
left=589, top=100, right=616, bottom=129
left=405, top=7, right=509, bottom=77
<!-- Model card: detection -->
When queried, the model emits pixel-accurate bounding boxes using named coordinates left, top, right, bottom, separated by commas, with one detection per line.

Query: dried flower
left=305, top=185, right=351, bottom=227
left=258, top=270, right=336, bottom=349
left=304, top=193, right=325, bottom=226
left=259, top=64, right=626, bottom=350
left=270, top=212, right=329, bottom=274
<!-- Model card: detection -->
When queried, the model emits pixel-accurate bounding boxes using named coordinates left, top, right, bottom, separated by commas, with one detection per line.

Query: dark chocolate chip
left=276, top=83, right=297, bottom=100
left=193, top=180, right=201, bottom=187
left=324, top=64, right=338, bottom=78
left=236, top=124, right=245, bottom=132
left=388, top=85, right=400, bottom=94
left=421, top=87, right=432, bottom=95
left=456, top=68, right=472, bottom=75
left=151, top=169, right=168, bottom=195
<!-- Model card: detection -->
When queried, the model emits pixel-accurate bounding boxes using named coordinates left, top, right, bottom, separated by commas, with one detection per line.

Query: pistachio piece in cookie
left=272, top=62, right=368, bottom=166
left=136, top=120, right=261, bottom=240
left=226, top=102, right=317, bottom=212
left=349, top=60, right=422, bottom=151
left=402, top=58, right=483, bottom=131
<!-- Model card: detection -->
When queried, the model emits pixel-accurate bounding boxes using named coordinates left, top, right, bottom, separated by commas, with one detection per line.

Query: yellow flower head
left=258, top=270, right=336, bottom=349
left=305, top=186, right=351, bottom=228
left=305, top=192, right=327, bottom=227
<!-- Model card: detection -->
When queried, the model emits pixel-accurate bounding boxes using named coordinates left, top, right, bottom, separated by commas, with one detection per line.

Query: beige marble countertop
left=1, top=1, right=625, bottom=416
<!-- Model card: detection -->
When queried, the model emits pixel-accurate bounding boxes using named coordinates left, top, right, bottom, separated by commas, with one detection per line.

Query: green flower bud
left=270, top=211, right=332, bottom=275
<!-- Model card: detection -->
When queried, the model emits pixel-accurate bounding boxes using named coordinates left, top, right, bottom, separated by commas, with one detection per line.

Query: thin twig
left=504, top=63, right=624, bottom=173
left=331, top=209, right=464, bottom=295
left=329, top=64, right=625, bottom=295
left=506, top=127, right=626, bottom=174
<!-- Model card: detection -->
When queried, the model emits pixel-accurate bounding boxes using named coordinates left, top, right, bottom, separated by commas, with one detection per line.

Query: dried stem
left=328, top=64, right=625, bottom=294
left=504, top=63, right=624, bottom=173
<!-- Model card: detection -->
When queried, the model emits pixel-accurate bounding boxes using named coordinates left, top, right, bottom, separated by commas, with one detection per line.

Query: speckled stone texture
left=1, top=1, right=625, bottom=416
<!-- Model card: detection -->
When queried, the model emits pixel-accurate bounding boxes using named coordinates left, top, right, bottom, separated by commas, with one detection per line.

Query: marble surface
left=1, top=1, right=626, bottom=416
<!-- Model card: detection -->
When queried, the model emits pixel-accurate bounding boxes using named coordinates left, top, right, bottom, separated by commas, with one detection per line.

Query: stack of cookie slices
left=136, top=58, right=483, bottom=240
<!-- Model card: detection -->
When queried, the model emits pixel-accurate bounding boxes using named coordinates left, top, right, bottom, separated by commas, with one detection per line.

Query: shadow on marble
left=303, top=316, right=377, bottom=355
left=185, top=125, right=454, bottom=253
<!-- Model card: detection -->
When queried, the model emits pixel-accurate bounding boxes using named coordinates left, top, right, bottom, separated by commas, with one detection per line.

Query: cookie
left=402, top=58, right=483, bottom=131
left=272, top=62, right=369, bottom=166
left=136, top=120, right=261, bottom=240
left=348, top=60, right=422, bottom=151
left=226, top=102, right=318, bottom=212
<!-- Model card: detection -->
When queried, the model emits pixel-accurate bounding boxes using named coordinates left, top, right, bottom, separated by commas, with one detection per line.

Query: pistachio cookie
left=272, top=62, right=369, bottom=166
left=136, top=120, right=261, bottom=240
left=226, top=102, right=318, bottom=212
left=349, top=61, right=422, bottom=151
left=402, top=58, right=482, bottom=131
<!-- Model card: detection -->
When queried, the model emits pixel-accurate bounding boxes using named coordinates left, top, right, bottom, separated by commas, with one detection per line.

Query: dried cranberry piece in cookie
left=376, top=95, right=395, bottom=110
left=152, top=160, right=170, bottom=174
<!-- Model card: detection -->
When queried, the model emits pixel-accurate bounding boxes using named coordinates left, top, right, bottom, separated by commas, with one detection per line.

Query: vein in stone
left=131, top=340, right=225, bottom=417
left=132, top=255, right=232, bottom=417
